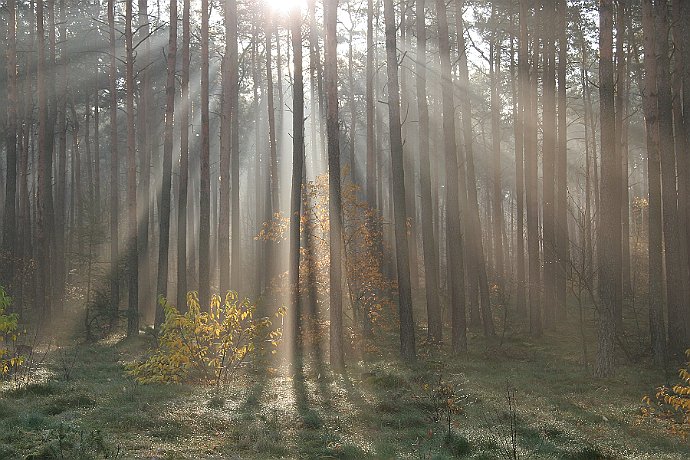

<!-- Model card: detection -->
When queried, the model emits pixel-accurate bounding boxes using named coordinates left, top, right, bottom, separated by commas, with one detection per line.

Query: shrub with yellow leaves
left=642, top=350, right=690, bottom=438
left=127, top=292, right=284, bottom=384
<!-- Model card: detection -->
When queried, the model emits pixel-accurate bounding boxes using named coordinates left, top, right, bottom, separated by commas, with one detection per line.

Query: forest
left=1, top=0, right=690, bottom=458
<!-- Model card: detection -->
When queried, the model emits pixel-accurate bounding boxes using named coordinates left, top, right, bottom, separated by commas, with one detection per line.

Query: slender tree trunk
left=3, top=0, right=18, bottom=285
left=199, top=0, right=211, bottom=310
left=137, top=0, right=151, bottom=322
left=595, top=0, right=619, bottom=378
left=177, top=0, right=190, bottom=311
left=219, top=0, right=231, bottom=295
left=416, top=0, right=441, bottom=342
left=384, top=0, right=416, bottom=360
left=36, top=0, right=52, bottom=320
left=125, top=0, right=139, bottom=336
left=642, top=0, right=666, bottom=366
left=527, top=2, right=542, bottom=336
left=94, top=83, right=101, bottom=208
left=156, top=0, right=177, bottom=325
left=229, top=0, right=241, bottom=291
left=515, top=0, right=527, bottom=317
left=555, top=0, right=568, bottom=322
left=655, top=0, right=687, bottom=355
left=325, top=0, right=345, bottom=371
left=671, top=0, right=690, bottom=342
left=615, top=1, right=630, bottom=313
left=456, top=0, right=494, bottom=337
left=437, top=0, right=465, bottom=353
left=542, top=0, right=557, bottom=328
left=289, top=6, right=305, bottom=360
left=490, top=4, right=504, bottom=285
left=108, top=0, right=120, bottom=322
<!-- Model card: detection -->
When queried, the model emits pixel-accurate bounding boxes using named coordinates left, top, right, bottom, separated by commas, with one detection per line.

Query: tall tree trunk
left=219, top=0, right=231, bottom=294
left=125, top=0, right=139, bottom=336
left=416, top=0, right=441, bottom=342
left=642, top=0, right=666, bottom=366
left=94, top=83, right=101, bottom=208
left=265, top=14, right=279, bottom=287
left=53, top=0, right=68, bottom=317
left=616, top=1, right=630, bottom=311
left=137, top=0, right=151, bottom=322
left=456, top=0, right=494, bottom=337
left=325, top=0, right=345, bottom=371
left=36, top=0, right=52, bottom=320
left=542, top=0, right=557, bottom=328
left=655, top=0, right=687, bottom=355
left=555, top=0, right=568, bottom=322
left=289, top=6, right=305, bottom=360
left=490, top=4, right=504, bottom=285
left=156, top=0, right=177, bottom=326
left=671, top=0, right=690, bottom=343
left=437, top=0, right=465, bottom=353
left=384, top=0, right=416, bottom=360
left=595, top=0, right=619, bottom=378
left=108, top=0, right=120, bottom=322
left=199, top=0, right=211, bottom=310
left=526, top=2, right=542, bottom=337
left=3, top=0, right=18, bottom=285
left=177, top=0, right=190, bottom=310
left=515, top=0, right=527, bottom=317
left=229, top=0, right=241, bottom=291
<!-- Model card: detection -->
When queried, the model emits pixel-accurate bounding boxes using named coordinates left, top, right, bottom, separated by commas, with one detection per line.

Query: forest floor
left=1, top=303, right=690, bottom=459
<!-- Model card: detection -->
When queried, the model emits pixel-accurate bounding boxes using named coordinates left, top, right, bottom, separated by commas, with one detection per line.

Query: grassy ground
left=1, top=311, right=689, bottom=459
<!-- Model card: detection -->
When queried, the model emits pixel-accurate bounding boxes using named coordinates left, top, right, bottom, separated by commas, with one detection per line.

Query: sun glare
left=265, top=0, right=307, bottom=16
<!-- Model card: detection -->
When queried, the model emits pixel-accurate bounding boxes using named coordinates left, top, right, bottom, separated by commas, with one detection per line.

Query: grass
left=1, top=306, right=690, bottom=459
